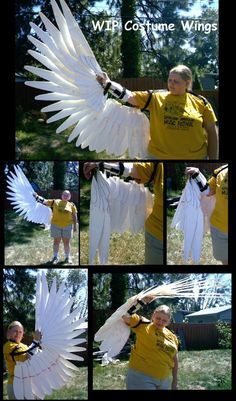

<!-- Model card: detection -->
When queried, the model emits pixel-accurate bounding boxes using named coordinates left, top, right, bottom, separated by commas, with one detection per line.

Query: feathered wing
left=25, top=0, right=150, bottom=158
left=13, top=271, right=87, bottom=400
left=89, top=170, right=154, bottom=264
left=94, top=276, right=224, bottom=358
left=171, top=177, right=205, bottom=263
left=6, top=165, right=52, bottom=226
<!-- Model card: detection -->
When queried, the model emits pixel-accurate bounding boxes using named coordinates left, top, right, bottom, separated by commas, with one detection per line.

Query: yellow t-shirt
left=129, top=314, right=178, bottom=380
left=134, top=162, right=163, bottom=241
left=208, top=165, right=228, bottom=233
left=134, top=91, right=217, bottom=159
left=3, top=341, right=29, bottom=384
left=46, top=199, right=77, bottom=228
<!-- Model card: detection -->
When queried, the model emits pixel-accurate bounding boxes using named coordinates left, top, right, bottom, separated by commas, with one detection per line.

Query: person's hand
left=83, top=162, right=98, bottom=180
left=33, top=330, right=42, bottom=342
left=185, top=167, right=199, bottom=176
left=96, top=71, right=110, bottom=86
left=141, top=295, right=156, bottom=304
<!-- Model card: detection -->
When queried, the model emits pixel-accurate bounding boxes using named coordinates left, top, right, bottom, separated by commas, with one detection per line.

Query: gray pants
left=126, top=368, right=171, bottom=390
left=210, top=225, right=228, bottom=262
left=145, top=231, right=163, bottom=265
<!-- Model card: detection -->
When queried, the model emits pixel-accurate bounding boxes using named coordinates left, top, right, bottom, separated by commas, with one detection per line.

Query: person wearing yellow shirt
left=122, top=304, right=178, bottom=390
left=83, top=161, right=163, bottom=264
left=96, top=65, right=218, bottom=160
left=34, top=190, right=78, bottom=264
left=186, top=165, right=228, bottom=264
left=3, top=321, right=42, bottom=400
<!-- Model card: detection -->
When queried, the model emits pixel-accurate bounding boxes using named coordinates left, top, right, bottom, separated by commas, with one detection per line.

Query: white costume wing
left=13, top=271, right=87, bottom=400
left=25, top=0, right=150, bottom=158
left=89, top=170, right=154, bottom=264
left=171, top=175, right=207, bottom=264
left=95, top=277, right=224, bottom=358
left=6, top=165, right=52, bottom=226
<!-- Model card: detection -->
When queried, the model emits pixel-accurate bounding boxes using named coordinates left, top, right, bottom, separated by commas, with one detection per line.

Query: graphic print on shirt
left=221, top=173, right=228, bottom=197
left=164, top=101, right=202, bottom=131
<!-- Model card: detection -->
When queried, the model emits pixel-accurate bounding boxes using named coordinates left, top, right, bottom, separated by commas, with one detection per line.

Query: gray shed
left=185, top=305, right=231, bottom=323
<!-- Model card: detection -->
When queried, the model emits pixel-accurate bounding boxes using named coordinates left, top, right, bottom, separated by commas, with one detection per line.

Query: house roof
left=186, top=305, right=231, bottom=317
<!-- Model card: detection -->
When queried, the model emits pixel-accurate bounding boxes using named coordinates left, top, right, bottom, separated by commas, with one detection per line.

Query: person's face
left=152, top=311, right=170, bottom=330
left=168, top=72, right=189, bottom=95
left=8, top=325, right=24, bottom=343
left=61, top=191, right=71, bottom=201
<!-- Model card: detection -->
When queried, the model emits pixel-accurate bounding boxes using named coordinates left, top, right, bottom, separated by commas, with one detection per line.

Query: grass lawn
left=16, top=109, right=124, bottom=160
left=93, top=349, right=232, bottom=390
left=167, top=210, right=222, bottom=265
left=80, top=230, right=145, bottom=265
left=3, top=369, right=87, bottom=400
left=4, top=211, right=79, bottom=266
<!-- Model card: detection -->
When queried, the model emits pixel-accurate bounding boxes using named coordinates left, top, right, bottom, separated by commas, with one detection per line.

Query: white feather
left=6, top=165, right=52, bottom=226
left=89, top=171, right=154, bottom=264
left=25, top=0, right=150, bottom=158
left=95, top=277, right=225, bottom=358
left=13, top=271, right=87, bottom=400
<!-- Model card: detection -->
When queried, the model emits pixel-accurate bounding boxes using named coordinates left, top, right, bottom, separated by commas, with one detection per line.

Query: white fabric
left=25, top=0, right=150, bottom=158
left=6, top=165, right=52, bottom=227
left=170, top=173, right=208, bottom=264
left=89, top=170, right=154, bottom=264
left=95, top=276, right=224, bottom=358
left=13, top=271, right=87, bottom=400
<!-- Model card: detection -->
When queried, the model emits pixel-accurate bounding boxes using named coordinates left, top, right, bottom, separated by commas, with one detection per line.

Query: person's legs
left=145, top=231, right=163, bottom=265
left=52, top=238, right=61, bottom=263
left=62, top=225, right=73, bottom=263
left=210, top=225, right=228, bottom=264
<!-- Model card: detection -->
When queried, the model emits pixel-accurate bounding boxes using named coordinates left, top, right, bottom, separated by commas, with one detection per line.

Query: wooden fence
left=16, top=79, right=218, bottom=116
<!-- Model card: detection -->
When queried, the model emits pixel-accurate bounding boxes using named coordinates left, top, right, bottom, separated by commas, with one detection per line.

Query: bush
left=216, top=321, right=231, bottom=349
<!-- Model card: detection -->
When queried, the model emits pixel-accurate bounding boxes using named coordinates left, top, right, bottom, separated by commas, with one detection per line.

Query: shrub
left=216, top=321, right=231, bottom=349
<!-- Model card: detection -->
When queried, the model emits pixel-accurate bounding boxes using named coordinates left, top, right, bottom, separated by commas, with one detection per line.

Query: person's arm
left=83, top=162, right=137, bottom=180
left=204, top=122, right=219, bottom=159
left=27, top=330, right=42, bottom=356
left=33, top=192, right=49, bottom=206
left=172, top=353, right=178, bottom=390
left=96, top=72, right=138, bottom=106
left=122, top=295, right=155, bottom=325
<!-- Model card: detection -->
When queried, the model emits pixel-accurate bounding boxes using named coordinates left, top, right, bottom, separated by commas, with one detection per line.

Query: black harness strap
left=131, top=317, right=151, bottom=329
left=213, top=164, right=228, bottom=178
left=187, top=90, right=208, bottom=106
left=141, top=90, right=153, bottom=111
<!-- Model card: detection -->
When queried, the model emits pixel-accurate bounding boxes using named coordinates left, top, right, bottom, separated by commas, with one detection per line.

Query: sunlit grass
left=93, top=349, right=231, bottom=390
left=4, top=211, right=79, bottom=266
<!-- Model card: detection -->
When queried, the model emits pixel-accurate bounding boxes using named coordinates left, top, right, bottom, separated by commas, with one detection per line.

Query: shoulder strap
left=147, top=163, right=158, bottom=185
left=187, top=90, right=208, bottom=106
left=213, top=164, right=228, bottom=178
left=141, top=90, right=153, bottom=111
left=131, top=317, right=151, bottom=329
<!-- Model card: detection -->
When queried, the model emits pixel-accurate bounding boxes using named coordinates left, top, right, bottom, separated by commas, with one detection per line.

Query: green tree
left=121, top=0, right=141, bottom=77
left=3, top=268, right=37, bottom=333
left=110, top=273, right=128, bottom=309
left=53, top=161, right=66, bottom=190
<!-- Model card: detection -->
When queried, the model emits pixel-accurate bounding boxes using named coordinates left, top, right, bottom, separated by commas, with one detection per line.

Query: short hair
left=7, top=321, right=24, bottom=339
left=62, top=190, right=71, bottom=199
left=153, top=305, right=171, bottom=319
left=169, top=65, right=192, bottom=90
